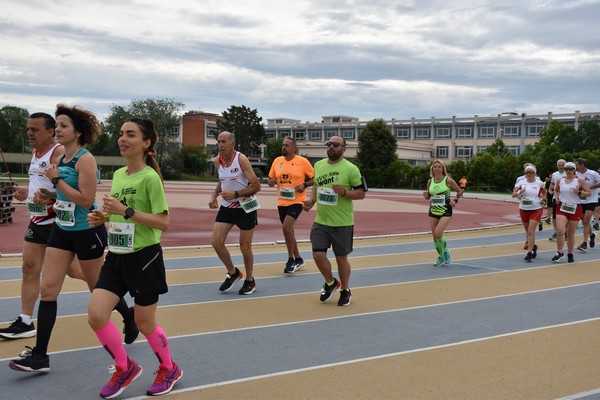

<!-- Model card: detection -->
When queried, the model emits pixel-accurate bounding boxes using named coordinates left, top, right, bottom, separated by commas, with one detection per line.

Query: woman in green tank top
left=422, top=159, right=463, bottom=267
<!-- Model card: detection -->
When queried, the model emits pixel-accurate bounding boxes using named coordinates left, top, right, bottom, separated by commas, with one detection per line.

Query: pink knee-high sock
left=94, top=321, right=128, bottom=369
left=145, top=325, right=173, bottom=369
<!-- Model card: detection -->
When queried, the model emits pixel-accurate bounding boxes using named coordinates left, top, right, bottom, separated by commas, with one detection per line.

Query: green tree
left=0, top=106, right=29, bottom=153
left=101, top=98, right=185, bottom=178
left=180, top=145, right=210, bottom=176
left=265, top=137, right=284, bottom=170
left=357, top=119, right=397, bottom=187
left=484, top=138, right=512, bottom=158
left=216, top=105, right=266, bottom=155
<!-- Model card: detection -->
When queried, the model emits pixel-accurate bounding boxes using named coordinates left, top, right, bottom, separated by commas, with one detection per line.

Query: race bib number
left=430, top=194, right=445, bottom=206
left=279, top=187, right=296, bottom=200
left=520, top=197, right=534, bottom=207
left=26, top=196, right=48, bottom=217
left=108, top=222, right=135, bottom=253
left=560, top=202, right=577, bottom=214
left=317, top=187, right=338, bottom=206
left=54, top=200, right=75, bottom=227
left=240, top=195, right=260, bottom=213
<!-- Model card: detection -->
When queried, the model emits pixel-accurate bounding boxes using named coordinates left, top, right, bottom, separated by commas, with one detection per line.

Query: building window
left=436, top=146, right=449, bottom=158
left=508, top=145, right=521, bottom=155
left=476, top=146, right=488, bottom=153
left=501, top=126, right=520, bottom=137
left=457, top=127, right=473, bottom=138
left=415, top=128, right=430, bottom=139
left=455, top=146, right=472, bottom=159
left=435, top=127, right=451, bottom=138
left=309, top=129, right=322, bottom=141
left=479, top=126, right=496, bottom=138
left=207, top=128, right=219, bottom=138
left=527, top=125, right=544, bottom=137
left=341, top=129, right=355, bottom=140
left=396, top=128, right=410, bottom=139
left=324, top=129, right=337, bottom=139
left=293, top=130, right=305, bottom=140
left=169, top=125, right=179, bottom=135
left=278, top=130, right=291, bottom=139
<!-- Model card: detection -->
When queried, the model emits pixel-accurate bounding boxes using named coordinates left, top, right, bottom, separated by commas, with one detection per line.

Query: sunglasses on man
left=325, top=142, right=343, bottom=148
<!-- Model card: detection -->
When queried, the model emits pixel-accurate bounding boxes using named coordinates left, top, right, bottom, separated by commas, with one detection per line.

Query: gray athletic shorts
left=310, top=222, right=354, bottom=256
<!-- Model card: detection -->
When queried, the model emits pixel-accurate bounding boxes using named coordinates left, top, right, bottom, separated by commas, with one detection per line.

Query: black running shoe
left=524, top=252, right=533, bottom=262
left=590, top=232, right=596, bottom=248
left=577, top=242, right=587, bottom=253
left=593, top=223, right=600, bottom=231
left=551, top=252, right=564, bottom=262
left=0, top=316, right=36, bottom=339
left=567, top=253, right=574, bottom=263
left=123, top=307, right=139, bottom=345
left=219, top=267, right=243, bottom=292
left=532, top=244, right=538, bottom=259
left=9, top=348, right=49, bottom=372
left=283, top=258, right=295, bottom=273
left=538, top=221, right=543, bottom=231
left=337, top=289, right=351, bottom=306
left=238, top=278, right=256, bottom=295
left=319, top=278, right=340, bottom=302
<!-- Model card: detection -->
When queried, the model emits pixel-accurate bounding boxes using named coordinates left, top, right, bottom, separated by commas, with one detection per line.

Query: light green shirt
left=109, top=166, right=168, bottom=252
left=313, top=158, right=363, bottom=227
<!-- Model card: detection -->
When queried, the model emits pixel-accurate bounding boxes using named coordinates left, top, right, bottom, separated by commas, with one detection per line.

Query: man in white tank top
left=0, top=113, right=84, bottom=339
left=209, top=131, right=261, bottom=295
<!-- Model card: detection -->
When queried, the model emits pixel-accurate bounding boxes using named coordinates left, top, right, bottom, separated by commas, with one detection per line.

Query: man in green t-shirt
left=303, top=136, right=366, bottom=306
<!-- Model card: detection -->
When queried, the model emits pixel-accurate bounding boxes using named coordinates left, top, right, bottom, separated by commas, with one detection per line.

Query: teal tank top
left=55, top=148, right=98, bottom=231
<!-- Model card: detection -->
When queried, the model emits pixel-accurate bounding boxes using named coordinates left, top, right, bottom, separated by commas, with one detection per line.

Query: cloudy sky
left=1, top=0, right=599, bottom=123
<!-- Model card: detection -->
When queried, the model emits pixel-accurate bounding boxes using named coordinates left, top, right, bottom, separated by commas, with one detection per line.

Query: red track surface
left=0, top=182, right=520, bottom=254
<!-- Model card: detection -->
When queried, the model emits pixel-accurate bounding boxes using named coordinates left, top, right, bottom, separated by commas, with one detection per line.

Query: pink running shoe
left=100, top=358, right=142, bottom=399
left=146, top=361, right=183, bottom=396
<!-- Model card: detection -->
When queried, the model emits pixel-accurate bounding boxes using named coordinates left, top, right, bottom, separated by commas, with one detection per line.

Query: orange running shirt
left=268, top=155, right=314, bottom=206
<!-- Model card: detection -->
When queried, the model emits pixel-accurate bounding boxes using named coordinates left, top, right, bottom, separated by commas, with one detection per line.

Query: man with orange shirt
left=268, top=137, right=314, bottom=273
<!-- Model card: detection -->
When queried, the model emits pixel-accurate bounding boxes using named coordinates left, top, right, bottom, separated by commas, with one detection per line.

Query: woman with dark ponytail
left=86, top=118, right=181, bottom=398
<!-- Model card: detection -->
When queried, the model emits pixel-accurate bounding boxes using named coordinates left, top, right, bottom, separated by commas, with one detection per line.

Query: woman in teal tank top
left=422, top=159, right=463, bottom=267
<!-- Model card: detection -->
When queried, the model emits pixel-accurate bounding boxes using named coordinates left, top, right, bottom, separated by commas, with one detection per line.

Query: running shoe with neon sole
left=0, top=317, right=36, bottom=339
left=219, top=267, right=243, bottom=292
left=146, top=361, right=183, bottom=396
left=443, top=250, right=451, bottom=265
left=319, top=278, right=340, bottom=302
left=100, top=358, right=142, bottom=399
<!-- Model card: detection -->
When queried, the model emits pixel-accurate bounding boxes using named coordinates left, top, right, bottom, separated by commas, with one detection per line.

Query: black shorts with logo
left=24, top=221, right=53, bottom=244
left=47, top=225, right=107, bottom=260
left=95, top=243, right=168, bottom=306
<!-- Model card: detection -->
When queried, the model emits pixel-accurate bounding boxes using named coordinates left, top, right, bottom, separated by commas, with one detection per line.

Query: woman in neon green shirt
left=87, top=118, right=182, bottom=398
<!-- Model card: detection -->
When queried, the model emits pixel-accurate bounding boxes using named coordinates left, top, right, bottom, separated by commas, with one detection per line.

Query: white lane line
left=556, top=387, right=600, bottom=400
left=123, top=316, right=600, bottom=400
